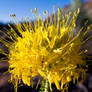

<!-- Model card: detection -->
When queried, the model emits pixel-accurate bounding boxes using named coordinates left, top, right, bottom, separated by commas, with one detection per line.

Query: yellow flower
left=0, top=8, right=92, bottom=92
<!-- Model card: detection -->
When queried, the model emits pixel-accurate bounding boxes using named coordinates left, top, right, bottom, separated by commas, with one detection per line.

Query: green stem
left=39, top=78, right=50, bottom=92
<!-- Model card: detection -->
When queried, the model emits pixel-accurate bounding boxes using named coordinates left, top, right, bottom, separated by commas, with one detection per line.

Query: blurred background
left=0, top=0, right=92, bottom=92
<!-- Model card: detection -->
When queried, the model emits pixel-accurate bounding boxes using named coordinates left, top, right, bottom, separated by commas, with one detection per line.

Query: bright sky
left=0, top=0, right=88, bottom=23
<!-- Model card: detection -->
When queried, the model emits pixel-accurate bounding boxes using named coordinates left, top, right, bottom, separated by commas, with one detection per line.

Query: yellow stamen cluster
left=0, top=8, right=92, bottom=92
